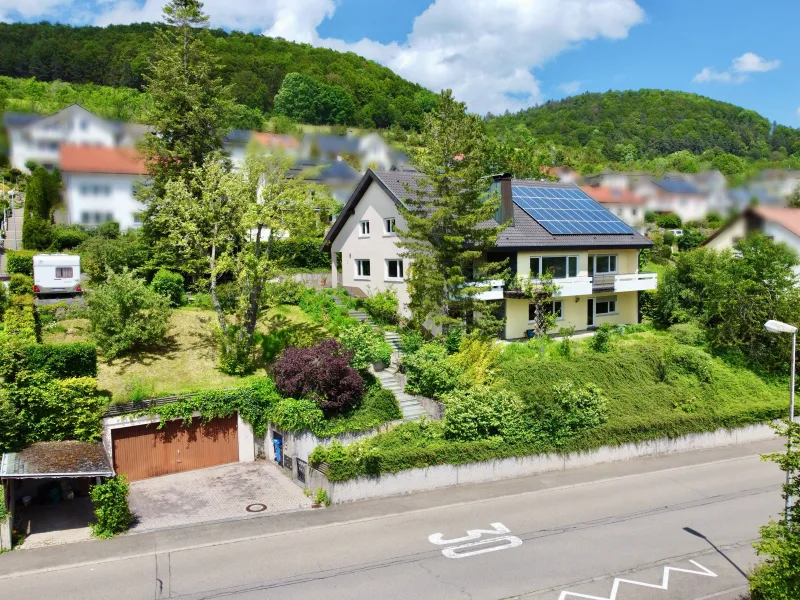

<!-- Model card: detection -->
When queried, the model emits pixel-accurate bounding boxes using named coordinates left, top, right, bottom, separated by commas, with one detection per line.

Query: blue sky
left=1, top=0, right=797, bottom=126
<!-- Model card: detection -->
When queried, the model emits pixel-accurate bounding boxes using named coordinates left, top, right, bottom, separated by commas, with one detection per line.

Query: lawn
left=43, top=305, right=319, bottom=402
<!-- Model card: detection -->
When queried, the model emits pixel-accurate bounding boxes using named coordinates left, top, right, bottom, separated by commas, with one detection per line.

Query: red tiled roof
left=752, top=206, right=800, bottom=238
left=251, top=132, right=300, bottom=149
left=580, top=185, right=644, bottom=205
left=60, top=144, right=147, bottom=175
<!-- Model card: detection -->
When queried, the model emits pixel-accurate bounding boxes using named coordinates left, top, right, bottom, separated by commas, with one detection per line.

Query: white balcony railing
left=613, top=272, right=658, bottom=292
left=471, top=279, right=505, bottom=301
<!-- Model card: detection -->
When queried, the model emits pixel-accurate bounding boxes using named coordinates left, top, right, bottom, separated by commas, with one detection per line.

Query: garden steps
left=375, top=369, right=427, bottom=422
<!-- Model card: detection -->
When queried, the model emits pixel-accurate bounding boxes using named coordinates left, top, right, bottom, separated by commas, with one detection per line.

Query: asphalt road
left=0, top=439, right=785, bottom=600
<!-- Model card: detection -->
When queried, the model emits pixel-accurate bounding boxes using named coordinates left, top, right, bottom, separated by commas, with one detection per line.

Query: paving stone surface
left=128, top=461, right=313, bottom=532
left=15, top=497, right=94, bottom=550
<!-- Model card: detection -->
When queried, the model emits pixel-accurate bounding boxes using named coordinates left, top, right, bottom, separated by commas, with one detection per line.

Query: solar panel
left=511, top=185, right=635, bottom=235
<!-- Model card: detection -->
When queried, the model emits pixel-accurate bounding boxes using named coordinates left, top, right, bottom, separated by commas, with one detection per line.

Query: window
left=528, top=300, right=563, bottom=322
left=80, top=212, right=114, bottom=225
left=385, top=259, right=404, bottom=280
left=530, top=256, right=578, bottom=279
left=595, top=295, right=617, bottom=315
left=359, top=220, right=370, bottom=236
left=355, top=259, right=371, bottom=278
left=133, top=215, right=143, bottom=225
left=591, top=255, right=617, bottom=275
left=55, top=267, right=73, bottom=278
left=384, top=217, right=396, bottom=234
left=631, top=208, right=638, bottom=217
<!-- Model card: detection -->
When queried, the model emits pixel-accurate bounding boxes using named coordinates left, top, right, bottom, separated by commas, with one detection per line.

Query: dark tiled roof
left=322, top=170, right=652, bottom=251
left=291, top=159, right=361, bottom=182
left=307, top=134, right=360, bottom=155
left=224, top=129, right=252, bottom=144
left=1, top=441, right=114, bottom=478
left=3, top=112, right=42, bottom=128
left=653, top=178, right=701, bottom=194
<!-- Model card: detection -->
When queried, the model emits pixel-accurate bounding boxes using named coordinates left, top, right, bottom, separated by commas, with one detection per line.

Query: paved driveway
left=128, top=461, right=312, bottom=532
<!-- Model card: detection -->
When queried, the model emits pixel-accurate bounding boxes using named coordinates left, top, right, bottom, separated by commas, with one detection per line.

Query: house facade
left=323, top=171, right=656, bottom=339
left=580, top=185, right=645, bottom=230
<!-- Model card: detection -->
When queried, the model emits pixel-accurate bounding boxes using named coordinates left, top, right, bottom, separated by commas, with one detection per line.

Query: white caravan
left=33, top=254, right=82, bottom=295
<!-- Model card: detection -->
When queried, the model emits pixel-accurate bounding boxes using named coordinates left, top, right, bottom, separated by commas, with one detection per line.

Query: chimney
left=493, top=173, right=514, bottom=225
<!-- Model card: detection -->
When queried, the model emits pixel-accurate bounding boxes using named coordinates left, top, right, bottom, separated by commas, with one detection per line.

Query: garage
left=111, top=415, right=239, bottom=481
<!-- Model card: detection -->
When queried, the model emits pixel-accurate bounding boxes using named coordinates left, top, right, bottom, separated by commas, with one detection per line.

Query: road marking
left=557, top=560, right=717, bottom=600
left=429, top=522, right=523, bottom=558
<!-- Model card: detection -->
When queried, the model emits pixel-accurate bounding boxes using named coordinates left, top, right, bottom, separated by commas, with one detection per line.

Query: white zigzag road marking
left=557, top=560, right=718, bottom=600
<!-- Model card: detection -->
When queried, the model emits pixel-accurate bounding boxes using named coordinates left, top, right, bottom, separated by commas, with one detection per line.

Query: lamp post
left=765, top=319, right=797, bottom=524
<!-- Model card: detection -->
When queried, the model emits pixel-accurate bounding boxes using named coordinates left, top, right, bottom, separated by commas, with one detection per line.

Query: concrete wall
left=0, top=483, right=11, bottom=551
left=330, top=180, right=411, bottom=315
left=63, top=173, right=146, bottom=231
left=312, top=423, right=776, bottom=504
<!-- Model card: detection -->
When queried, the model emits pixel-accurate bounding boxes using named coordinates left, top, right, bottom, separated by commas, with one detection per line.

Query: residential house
left=299, top=132, right=403, bottom=171
left=290, top=159, right=362, bottom=204
left=541, top=166, right=582, bottom=185
left=582, top=170, right=654, bottom=191
left=703, top=206, right=800, bottom=274
left=638, top=176, right=708, bottom=222
left=580, top=185, right=645, bottom=230
left=728, top=169, right=800, bottom=211
left=322, top=171, right=656, bottom=339
left=3, top=104, right=147, bottom=172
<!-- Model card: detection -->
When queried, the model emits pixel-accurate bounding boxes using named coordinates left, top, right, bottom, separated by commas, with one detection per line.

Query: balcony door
left=587, top=298, right=594, bottom=327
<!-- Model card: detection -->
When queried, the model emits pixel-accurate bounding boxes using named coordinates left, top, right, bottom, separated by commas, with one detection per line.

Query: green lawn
left=43, top=305, right=318, bottom=402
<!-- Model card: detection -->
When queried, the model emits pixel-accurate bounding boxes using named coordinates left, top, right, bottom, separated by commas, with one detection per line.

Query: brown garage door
left=112, top=415, right=239, bottom=481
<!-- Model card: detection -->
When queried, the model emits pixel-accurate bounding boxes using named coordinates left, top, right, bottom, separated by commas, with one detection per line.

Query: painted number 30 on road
left=428, top=522, right=523, bottom=559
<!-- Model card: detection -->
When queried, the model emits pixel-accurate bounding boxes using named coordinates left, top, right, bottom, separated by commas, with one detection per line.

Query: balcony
left=464, top=280, right=505, bottom=301
left=503, top=276, right=592, bottom=299
left=613, top=272, right=658, bottom=292
left=502, top=273, right=657, bottom=300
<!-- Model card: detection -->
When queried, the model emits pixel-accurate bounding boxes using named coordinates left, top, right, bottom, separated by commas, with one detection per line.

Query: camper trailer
left=33, top=254, right=82, bottom=295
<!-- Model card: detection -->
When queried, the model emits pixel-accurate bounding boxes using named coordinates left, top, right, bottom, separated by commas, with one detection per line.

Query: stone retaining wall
left=304, top=423, right=777, bottom=504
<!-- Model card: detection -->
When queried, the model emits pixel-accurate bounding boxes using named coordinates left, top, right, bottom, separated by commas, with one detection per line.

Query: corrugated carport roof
left=1, top=442, right=114, bottom=479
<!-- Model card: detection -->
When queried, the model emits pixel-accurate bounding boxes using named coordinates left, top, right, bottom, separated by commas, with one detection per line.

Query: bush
left=270, top=238, right=330, bottom=270
left=400, top=330, right=424, bottom=354
left=444, top=327, right=463, bottom=354
left=677, top=229, right=707, bottom=251
left=663, top=344, right=713, bottom=383
left=51, top=225, right=89, bottom=251
left=338, top=322, right=393, bottom=371
left=539, top=382, right=609, bottom=447
left=20, top=342, right=98, bottom=378
left=4, top=299, right=38, bottom=344
left=217, top=325, right=262, bottom=375
left=403, top=342, right=460, bottom=399
left=662, top=230, right=676, bottom=246
left=0, top=388, right=21, bottom=453
left=361, top=289, right=400, bottom=325
left=656, top=213, right=682, bottom=229
left=150, top=269, right=186, bottom=307
left=86, top=269, right=171, bottom=358
left=94, top=221, right=120, bottom=239
left=214, top=281, right=239, bottom=313
left=270, top=398, right=325, bottom=432
left=442, top=387, right=528, bottom=442
left=77, top=231, right=148, bottom=283
left=449, top=334, right=500, bottom=387
left=8, top=273, right=33, bottom=296
left=261, top=278, right=306, bottom=307
left=5, top=250, right=35, bottom=275
left=22, top=216, right=54, bottom=251
left=90, top=476, right=133, bottom=538
left=669, top=323, right=705, bottom=346
left=299, top=288, right=358, bottom=334
left=272, top=338, right=365, bottom=412
left=644, top=210, right=657, bottom=223
left=588, top=323, right=615, bottom=353
left=0, top=283, right=7, bottom=321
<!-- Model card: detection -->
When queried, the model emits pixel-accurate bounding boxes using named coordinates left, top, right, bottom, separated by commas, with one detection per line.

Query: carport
left=0, top=441, right=114, bottom=549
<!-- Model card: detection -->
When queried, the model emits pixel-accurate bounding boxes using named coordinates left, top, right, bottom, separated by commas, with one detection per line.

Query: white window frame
left=591, top=255, right=618, bottom=275
left=528, top=300, right=563, bottom=323
left=594, top=295, right=618, bottom=316
left=55, top=267, right=73, bottom=279
left=530, top=255, right=578, bottom=279
left=385, top=259, right=404, bottom=281
left=383, top=217, right=396, bottom=236
left=355, top=259, right=371, bottom=280
left=358, top=220, right=370, bottom=237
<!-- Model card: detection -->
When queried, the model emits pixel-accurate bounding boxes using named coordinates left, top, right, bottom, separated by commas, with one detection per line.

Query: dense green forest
left=485, top=89, right=800, bottom=162
left=0, top=21, right=438, bottom=129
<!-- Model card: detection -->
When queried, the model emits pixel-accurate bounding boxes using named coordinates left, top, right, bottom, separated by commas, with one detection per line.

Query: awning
left=0, top=441, right=114, bottom=479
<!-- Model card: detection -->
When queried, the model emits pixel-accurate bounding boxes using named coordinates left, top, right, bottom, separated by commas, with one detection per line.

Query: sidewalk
left=0, top=437, right=782, bottom=579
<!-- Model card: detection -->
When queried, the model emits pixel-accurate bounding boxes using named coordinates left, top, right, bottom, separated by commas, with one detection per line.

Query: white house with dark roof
left=322, top=171, right=657, bottom=339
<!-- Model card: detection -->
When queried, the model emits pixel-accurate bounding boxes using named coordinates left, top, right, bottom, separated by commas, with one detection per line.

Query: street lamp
left=765, top=319, right=797, bottom=524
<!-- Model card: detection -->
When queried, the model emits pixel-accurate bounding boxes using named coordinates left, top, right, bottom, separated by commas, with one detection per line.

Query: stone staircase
left=346, top=308, right=426, bottom=422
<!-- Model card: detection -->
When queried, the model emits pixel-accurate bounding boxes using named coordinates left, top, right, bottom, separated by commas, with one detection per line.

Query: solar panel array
left=511, top=185, right=635, bottom=235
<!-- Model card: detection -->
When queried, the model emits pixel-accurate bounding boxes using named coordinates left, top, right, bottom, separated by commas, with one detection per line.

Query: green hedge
left=8, top=273, right=33, bottom=296
left=3, top=294, right=38, bottom=344
left=5, top=250, right=35, bottom=275
left=21, top=343, right=98, bottom=378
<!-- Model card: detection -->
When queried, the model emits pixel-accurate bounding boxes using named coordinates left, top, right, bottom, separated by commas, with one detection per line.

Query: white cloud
left=0, top=0, right=66, bottom=19
left=0, top=0, right=646, bottom=114
left=694, top=52, right=780, bottom=85
left=558, top=80, right=582, bottom=95
left=732, top=52, right=780, bottom=73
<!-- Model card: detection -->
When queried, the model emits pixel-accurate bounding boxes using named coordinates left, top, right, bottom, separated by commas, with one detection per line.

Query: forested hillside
left=0, top=22, right=438, bottom=129
left=485, top=89, right=800, bottom=161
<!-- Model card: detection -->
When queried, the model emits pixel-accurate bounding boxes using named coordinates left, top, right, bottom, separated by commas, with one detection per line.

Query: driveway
left=128, top=461, right=313, bottom=532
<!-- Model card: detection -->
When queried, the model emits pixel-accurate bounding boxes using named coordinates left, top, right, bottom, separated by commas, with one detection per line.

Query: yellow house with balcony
left=322, top=171, right=656, bottom=340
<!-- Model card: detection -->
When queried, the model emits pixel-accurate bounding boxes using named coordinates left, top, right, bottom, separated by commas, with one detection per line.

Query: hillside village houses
left=322, top=170, right=657, bottom=340
left=2, top=104, right=404, bottom=229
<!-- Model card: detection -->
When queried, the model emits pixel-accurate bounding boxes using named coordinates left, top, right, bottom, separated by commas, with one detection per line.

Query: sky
left=1, top=0, right=798, bottom=126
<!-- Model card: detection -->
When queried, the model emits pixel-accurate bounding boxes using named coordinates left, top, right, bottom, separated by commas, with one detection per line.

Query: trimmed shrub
left=20, top=343, right=98, bottom=378
left=51, top=225, right=89, bottom=251
left=261, top=278, right=306, bottom=307
left=22, top=216, right=54, bottom=251
left=656, top=213, right=682, bottom=229
left=0, top=283, right=7, bottom=320
left=90, top=476, right=133, bottom=538
left=150, top=269, right=187, bottom=307
left=271, top=338, right=364, bottom=412
left=442, top=387, right=528, bottom=442
left=402, top=342, right=460, bottom=399
left=86, top=270, right=171, bottom=358
left=588, top=323, right=615, bottom=353
left=8, top=273, right=33, bottom=296
left=338, top=321, right=393, bottom=371
left=4, top=296, right=38, bottom=344
left=5, top=250, right=35, bottom=275
left=361, top=289, right=400, bottom=325
left=270, top=398, right=325, bottom=432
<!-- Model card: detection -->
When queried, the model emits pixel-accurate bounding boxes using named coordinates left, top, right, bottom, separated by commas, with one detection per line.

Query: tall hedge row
left=20, top=343, right=98, bottom=379
left=5, top=250, right=35, bottom=275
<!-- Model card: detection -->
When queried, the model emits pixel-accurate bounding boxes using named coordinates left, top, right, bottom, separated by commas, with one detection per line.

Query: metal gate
left=296, top=458, right=307, bottom=483
left=111, top=415, right=239, bottom=481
